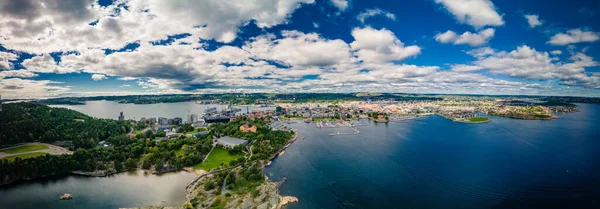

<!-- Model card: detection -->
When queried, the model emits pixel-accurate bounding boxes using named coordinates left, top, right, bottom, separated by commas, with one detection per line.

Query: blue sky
left=1, top=0, right=599, bottom=99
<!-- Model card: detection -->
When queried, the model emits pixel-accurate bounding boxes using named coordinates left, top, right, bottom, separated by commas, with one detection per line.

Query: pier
left=328, top=120, right=361, bottom=136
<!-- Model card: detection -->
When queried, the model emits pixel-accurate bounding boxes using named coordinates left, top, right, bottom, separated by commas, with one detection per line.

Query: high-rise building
left=187, top=114, right=198, bottom=124
left=173, top=117, right=183, bottom=125
left=118, top=112, right=124, bottom=121
left=149, top=118, right=157, bottom=125
left=158, top=117, right=168, bottom=125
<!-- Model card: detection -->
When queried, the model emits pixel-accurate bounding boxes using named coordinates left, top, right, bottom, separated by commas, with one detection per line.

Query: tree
left=235, top=176, right=247, bottom=186
left=145, top=130, right=153, bottom=138
left=204, top=181, right=216, bottom=190
left=156, top=130, right=166, bottom=137
left=125, top=158, right=138, bottom=170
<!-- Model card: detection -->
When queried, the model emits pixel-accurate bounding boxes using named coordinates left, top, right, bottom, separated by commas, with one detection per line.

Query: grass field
left=186, top=129, right=200, bottom=134
left=1, top=144, right=49, bottom=154
left=469, top=117, right=490, bottom=122
left=194, top=148, right=243, bottom=171
left=175, top=149, right=185, bottom=156
left=2, top=152, right=48, bottom=161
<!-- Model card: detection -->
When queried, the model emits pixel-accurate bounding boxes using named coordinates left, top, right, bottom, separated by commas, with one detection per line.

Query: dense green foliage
left=0, top=135, right=213, bottom=184
left=0, top=103, right=131, bottom=148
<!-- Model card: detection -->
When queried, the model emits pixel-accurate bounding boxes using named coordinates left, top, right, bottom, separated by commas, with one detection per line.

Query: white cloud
left=0, top=70, right=37, bottom=79
left=120, top=85, right=132, bottom=87
left=21, top=54, right=77, bottom=74
left=313, top=22, right=319, bottom=28
left=451, top=64, right=484, bottom=72
left=356, top=8, right=396, bottom=23
left=524, top=14, right=542, bottom=28
left=350, top=27, right=421, bottom=63
left=330, top=0, right=349, bottom=11
left=466, top=45, right=600, bottom=88
left=91, top=74, right=107, bottom=81
left=549, top=29, right=600, bottom=46
left=434, top=0, right=504, bottom=29
left=550, top=50, right=562, bottom=55
left=435, top=28, right=495, bottom=47
left=0, top=0, right=315, bottom=53
left=0, top=78, right=70, bottom=99
left=245, top=31, right=353, bottom=67
left=0, top=51, right=19, bottom=70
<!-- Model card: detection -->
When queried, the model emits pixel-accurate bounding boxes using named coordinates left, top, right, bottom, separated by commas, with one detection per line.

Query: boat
left=203, top=107, right=218, bottom=115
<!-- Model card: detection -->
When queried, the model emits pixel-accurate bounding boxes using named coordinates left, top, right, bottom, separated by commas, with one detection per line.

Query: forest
left=0, top=103, right=131, bottom=148
left=0, top=103, right=214, bottom=185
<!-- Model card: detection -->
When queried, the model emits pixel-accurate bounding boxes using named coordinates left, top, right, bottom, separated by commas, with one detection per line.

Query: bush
left=204, top=181, right=216, bottom=190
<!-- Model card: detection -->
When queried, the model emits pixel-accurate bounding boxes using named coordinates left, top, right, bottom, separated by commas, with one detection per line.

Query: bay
left=2, top=102, right=599, bottom=208
left=0, top=171, right=195, bottom=209
left=50, top=100, right=274, bottom=120
left=266, top=103, right=600, bottom=208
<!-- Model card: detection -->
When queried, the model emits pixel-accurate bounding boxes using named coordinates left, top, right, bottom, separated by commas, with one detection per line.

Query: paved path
left=0, top=143, right=73, bottom=159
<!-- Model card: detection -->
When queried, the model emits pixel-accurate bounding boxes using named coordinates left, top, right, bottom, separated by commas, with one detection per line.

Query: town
left=109, top=96, right=577, bottom=147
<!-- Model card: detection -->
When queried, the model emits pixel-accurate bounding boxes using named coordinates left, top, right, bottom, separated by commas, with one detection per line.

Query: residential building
left=158, top=117, right=168, bottom=125
left=240, top=124, right=257, bottom=133
left=173, top=117, right=183, bottom=125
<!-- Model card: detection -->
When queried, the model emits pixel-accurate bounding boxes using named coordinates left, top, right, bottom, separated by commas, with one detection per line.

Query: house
left=239, top=124, right=257, bottom=133
left=215, top=136, right=248, bottom=148
left=377, top=115, right=385, bottom=119
left=166, top=132, right=180, bottom=139
left=126, top=134, right=136, bottom=139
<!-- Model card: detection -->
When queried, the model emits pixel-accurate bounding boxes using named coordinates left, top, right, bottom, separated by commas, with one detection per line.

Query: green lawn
left=175, top=149, right=185, bottom=156
left=194, top=148, right=242, bottom=171
left=469, top=117, right=490, bottom=122
left=186, top=129, right=200, bottom=134
left=1, top=144, right=49, bottom=154
left=2, top=152, right=48, bottom=161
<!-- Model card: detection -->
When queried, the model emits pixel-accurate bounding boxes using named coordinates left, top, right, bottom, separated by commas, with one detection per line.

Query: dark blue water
left=266, top=104, right=600, bottom=209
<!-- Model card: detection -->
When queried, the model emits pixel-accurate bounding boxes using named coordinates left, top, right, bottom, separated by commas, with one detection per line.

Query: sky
left=0, top=0, right=600, bottom=99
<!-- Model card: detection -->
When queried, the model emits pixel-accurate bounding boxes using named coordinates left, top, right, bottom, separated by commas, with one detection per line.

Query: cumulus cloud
left=330, top=0, right=349, bottom=11
left=550, top=50, right=562, bottom=55
left=434, top=0, right=504, bottom=29
left=244, top=31, right=353, bottom=67
left=0, top=70, right=37, bottom=79
left=21, top=54, right=78, bottom=74
left=451, top=64, right=484, bottom=72
left=524, top=14, right=542, bottom=28
left=549, top=29, right=600, bottom=46
left=91, top=74, right=107, bottom=81
left=464, top=45, right=600, bottom=88
left=350, top=27, right=421, bottom=63
left=435, top=28, right=495, bottom=47
left=0, top=0, right=315, bottom=53
left=0, top=78, right=70, bottom=99
left=356, top=8, right=396, bottom=23
left=0, top=51, right=19, bottom=70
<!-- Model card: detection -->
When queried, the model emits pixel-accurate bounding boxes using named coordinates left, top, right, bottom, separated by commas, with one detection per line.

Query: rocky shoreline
left=181, top=131, right=300, bottom=209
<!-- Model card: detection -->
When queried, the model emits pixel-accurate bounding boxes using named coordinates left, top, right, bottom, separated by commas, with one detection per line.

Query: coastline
left=182, top=130, right=300, bottom=209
